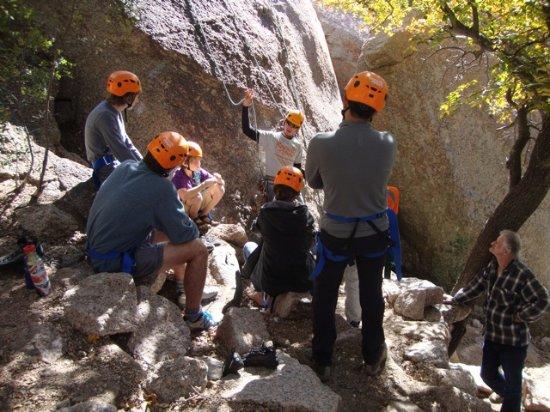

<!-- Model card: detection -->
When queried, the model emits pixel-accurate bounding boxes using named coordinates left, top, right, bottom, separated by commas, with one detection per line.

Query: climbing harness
left=91, top=154, right=114, bottom=190
left=311, top=209, right=403, bottom=281
left=86, top=247, right=135, bottom=275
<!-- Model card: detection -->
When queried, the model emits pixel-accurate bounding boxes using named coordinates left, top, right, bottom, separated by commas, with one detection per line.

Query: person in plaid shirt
left=446, top=230, right=549, bottom=412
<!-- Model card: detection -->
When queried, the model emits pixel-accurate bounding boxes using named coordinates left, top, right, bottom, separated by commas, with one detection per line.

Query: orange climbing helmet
left=187, top=141, right=203, bottom=158
left=147, top=132, right=189, bottom=170
left=387, top=185, right=400, bottom=214
left=344, top=71, right=388, bottom=112
left=274, top=166, right=304, bottom=193
left=285, top=110, right=305, bottom=128
left=106, top=71, right=142, bottom=96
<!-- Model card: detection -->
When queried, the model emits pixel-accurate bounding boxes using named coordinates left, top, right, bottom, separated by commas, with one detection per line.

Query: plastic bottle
left=23, top=244, right=51, bottom=296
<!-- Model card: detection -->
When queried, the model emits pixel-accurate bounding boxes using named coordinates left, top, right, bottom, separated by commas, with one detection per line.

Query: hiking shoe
left=349, top=320, right=361, bottom=328
left=242, top=345, right=278, bottom=369
left=184, top=311, right=217, bottom=331
left=363, top=343, right=388, bottom=376
left=222, top=350, right=244, bottom=377
left=313, top=363, right=332, bottom=383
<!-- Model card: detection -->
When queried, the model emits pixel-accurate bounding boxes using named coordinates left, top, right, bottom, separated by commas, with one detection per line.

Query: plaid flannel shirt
left=453, top=259, right=549, bottom=346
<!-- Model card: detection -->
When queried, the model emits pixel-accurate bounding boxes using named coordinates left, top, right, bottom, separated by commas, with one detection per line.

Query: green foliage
left=322, top=0, right=549, bottom=123
left=0, top=0, right=71, bottom=122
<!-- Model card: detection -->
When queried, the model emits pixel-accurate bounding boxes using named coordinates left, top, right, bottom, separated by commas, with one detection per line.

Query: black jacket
left=243, top=200, right=314, bottom=297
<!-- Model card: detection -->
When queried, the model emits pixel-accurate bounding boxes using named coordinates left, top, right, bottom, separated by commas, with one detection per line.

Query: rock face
left=0, top=123, right=92, bottom=237
left=62, top=273, right=138, bottom=336
left=215, top=307, right=270, bottom=354
left=206, top=224, right=248, bottom=248
left=129, top=289, right=191, bottom=369
left=314, top=1, right=370, bottom=91
left=317, top=9, right=550, bottom=290
left=144, top=356, right=208, bottom=403
left=27, top=0, right=342, bottom=221
left=222, top=351, right=341, bottom=411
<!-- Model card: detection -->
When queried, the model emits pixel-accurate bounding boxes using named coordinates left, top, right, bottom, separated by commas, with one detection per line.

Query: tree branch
left=439, top=0, right=494, bottom=52
left=506, top=106, right=530, bottom=189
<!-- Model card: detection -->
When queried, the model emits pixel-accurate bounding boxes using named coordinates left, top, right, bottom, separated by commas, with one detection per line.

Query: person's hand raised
left=243, top=89, right=254, bottom=107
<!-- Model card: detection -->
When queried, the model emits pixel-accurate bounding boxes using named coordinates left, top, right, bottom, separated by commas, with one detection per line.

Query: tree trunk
left=452, top=111, right=550, bottom=293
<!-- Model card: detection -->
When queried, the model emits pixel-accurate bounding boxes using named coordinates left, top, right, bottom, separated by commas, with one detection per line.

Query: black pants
left=312, top=230, right=387, bottom=366
left=481, top=340, right=527, bottom=412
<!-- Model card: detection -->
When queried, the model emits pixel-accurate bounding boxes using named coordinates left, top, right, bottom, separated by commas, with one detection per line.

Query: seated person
left=241, top=166, right=315, bottom=312
left=86, top=131, right=215, bottom=330
left=172, top=141, right=225, bottom=227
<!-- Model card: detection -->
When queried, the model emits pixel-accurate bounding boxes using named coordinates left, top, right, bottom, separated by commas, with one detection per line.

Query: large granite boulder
left=215, top=307, right=270, bottom=354
left=128, top=289, right=191, bottom=369
left=222, top=351, right=341, bottom=411
left=27, top=0, right=343, bottom=221
left=62, top=273, right=138, bottom=336
left=316, top=7, right=550, bottom=291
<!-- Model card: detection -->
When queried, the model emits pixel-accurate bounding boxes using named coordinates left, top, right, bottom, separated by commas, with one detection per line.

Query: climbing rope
left=185, top=0, right=244, bottom=107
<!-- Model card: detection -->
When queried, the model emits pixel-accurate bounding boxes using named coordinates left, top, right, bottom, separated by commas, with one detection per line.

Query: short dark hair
left=143, top=152, right=169, bottom=177
left=348, top=101, right=376, bottom=121
left=273, top=184, right=299, bottom=202
left=107, top=92, right=138, bottom=106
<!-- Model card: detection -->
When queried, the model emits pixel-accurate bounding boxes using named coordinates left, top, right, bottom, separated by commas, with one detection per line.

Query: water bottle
left=22, top=246, right=35, bottom=290
left=23, top=244, right=51, bottom=296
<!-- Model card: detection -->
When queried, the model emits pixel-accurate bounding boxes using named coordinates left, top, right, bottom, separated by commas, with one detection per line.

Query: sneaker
left=363, top=343, right=388, bottom=376
left=242, top=345, right=278, bottom=369
left=184, top=311, right=217, bottom=331
left=222, top=350, right=244, bottom=376
left=313, top=362, right=332, bottom=383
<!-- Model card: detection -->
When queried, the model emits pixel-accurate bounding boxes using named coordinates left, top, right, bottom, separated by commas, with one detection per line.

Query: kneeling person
left=242, top=166, right=314, bottom=312
left=172, top=141, right=225, bottom=227
left=86, top=132, right=215, bottom=330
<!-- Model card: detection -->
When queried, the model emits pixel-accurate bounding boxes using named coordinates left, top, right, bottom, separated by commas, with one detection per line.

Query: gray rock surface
left=23, top=324, right=64, bottom=364
left=208, top=242, right=240, bottom=288
left=215, top=307, right=269, bottom=354
left=144, top=356, right=207, bottom=403
left=128, top=289, right=191, bottom=369
left=222, top=351, right=341, bottom=411
left=58, top=400, right=117, bottom=412
left=523, top=365, right=550, bottom=411
left=394, top=289, right=427, bottom=320
left=384, top=401, right=423, bottom=412
left=62, top=273, right=137, bottom=336
left=206, top=224, right=248, bottom=248
left=404, top=340, right=449, bottom=368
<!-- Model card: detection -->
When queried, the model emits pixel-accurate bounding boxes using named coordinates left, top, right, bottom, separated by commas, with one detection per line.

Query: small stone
left=215, top=307, right=270, bottom=354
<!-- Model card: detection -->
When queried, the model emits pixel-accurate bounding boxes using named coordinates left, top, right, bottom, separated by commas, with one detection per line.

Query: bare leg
left=178, top=189, right=202, bottom=219
left=156, top=239, right=208, bottom=311
left=199, top=183, right=225, bottom=216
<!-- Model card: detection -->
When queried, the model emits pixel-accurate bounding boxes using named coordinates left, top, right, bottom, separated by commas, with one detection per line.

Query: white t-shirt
left=258, top=130, right=303, bottom=176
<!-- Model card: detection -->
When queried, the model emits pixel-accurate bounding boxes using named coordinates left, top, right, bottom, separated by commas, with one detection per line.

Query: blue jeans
left=481, top=340, right=527, bottom=412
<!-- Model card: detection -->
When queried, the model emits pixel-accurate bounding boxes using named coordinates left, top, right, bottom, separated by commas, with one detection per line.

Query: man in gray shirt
left=85, top=71, right=143, bottom=188
left=306, top=71, right=395, bottom=381
left=86, top=131, right=215, bottom=331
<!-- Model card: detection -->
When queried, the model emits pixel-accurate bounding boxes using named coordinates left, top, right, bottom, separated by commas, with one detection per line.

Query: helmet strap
left=341, top=107, right=349, bottom=119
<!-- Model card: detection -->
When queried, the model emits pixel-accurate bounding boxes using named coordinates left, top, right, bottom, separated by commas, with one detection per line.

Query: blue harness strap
left=87, top=247, right=135, bottom=275
left=311, top=209, right=403, bottom=281
left=91, top=155, right=114, bottom=190
left=386, top=209, right=403, bottom=280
